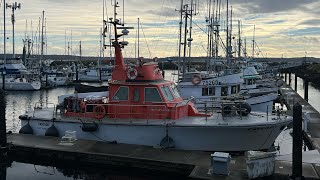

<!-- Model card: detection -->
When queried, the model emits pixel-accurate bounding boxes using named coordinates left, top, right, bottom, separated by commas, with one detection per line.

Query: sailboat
left=19, top=1, right=292, bottom=152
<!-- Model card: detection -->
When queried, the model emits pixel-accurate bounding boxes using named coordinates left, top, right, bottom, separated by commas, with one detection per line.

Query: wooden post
left=304, top=79, right=309, bottom=102
left=288, top=72, right=292, bottom=86
left=285, top=73, right=287, bottom=84
left=294, top=75, right=298, bottom=91
left=292, top=103, right=303, bottom=179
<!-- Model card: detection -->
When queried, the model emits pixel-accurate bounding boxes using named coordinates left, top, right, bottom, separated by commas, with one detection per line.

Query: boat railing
left=33, top=102, right=56, bottom=118
left=80, top=103, right=174, bottom=120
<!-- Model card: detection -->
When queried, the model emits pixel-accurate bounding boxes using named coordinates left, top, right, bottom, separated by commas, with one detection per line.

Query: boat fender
left=160, top=135, right=175, bottom=148
left=19, top=114, right=31, bottom=120
left=93, top=105, right=106, bottom=119
left=127, top=68, right=138, bottom=80
left=223, top=105, right=232, bottom=115
left=19, top=122, right=33, bottom=134
left=236, top=103, right=252, bottom=116
left=82, top=122, right=99, bottom=132
left=191, top=75, right=202, bottom=85
left=45, top=124, right=60, bottom=137
left=276, top=79, right=284, bottom=87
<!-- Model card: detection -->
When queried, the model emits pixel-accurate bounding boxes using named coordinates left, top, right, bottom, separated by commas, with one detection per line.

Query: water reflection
left=1, top=161, right=178, bottom=180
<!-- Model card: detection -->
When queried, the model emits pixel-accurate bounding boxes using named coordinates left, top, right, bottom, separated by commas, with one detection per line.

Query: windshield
left=170, top=84, right=181, bottom=98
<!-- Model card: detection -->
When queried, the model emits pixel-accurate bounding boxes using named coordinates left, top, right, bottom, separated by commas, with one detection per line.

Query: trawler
left=19, top=3, right=292, bottom=152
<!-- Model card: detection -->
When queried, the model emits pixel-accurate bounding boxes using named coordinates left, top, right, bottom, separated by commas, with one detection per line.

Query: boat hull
left=21, top=117, right=290, bottom=151
left=0, top=81, right=41, bottom=90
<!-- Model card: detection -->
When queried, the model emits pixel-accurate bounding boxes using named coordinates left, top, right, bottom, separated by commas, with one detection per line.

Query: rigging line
left=139, top=22, right=152, bottom=58
left=190, top=19, right=208, bottom=35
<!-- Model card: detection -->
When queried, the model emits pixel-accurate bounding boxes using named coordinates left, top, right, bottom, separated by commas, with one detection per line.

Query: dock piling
left=294, top=75, right=298, bottom=91
left=292, top=103, right=303, bottom=179
left=289, top=72, right=292, bottom=86
left=1, top=67, right=5, bottom=90
left=304, top=79, right=309, bottom=102
left=285, top=73, right=287, bottom=84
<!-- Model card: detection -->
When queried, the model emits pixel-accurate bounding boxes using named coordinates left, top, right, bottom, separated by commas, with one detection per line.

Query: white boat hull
left=0, top=81, right=41, bottom=90
left=21, top=115, right=290, bottom=151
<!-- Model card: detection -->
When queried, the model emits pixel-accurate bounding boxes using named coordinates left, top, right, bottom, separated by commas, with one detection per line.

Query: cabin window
left=161, top=86, right=174, bottom=101
left=247, top=79, right=255, bottom=85
left=202, top=87, right=215, bottom=96
left=133, top=88, right=139, bottom=102
left=231, top=85, right=239, bottom=94
left=221, top=86, right=228, bottom=96
left=112, top=86, right=129, bottom=101
left=145, top=87, right=162, bottom=102
left=170, top=84, right=181, bottom=98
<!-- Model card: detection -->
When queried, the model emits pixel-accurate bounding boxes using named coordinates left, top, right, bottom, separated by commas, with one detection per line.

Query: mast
left=177, top=0, right=183, bottom=78
left=138, top=17, right=140, bottom=58
left=252, top=25, right=255, bottom=58
left=79, top=41, right=82, bottom=61
left=40, top=10, right=44, bottom=65
left=226, top=0, right=229, bottom=59
left=6, top=2, right=21, bottom=58
left=182, top=4, right=188, bottom=74
left=3, top=0, right=6, bottom=65
left=238, top=20, right=241, bottom=58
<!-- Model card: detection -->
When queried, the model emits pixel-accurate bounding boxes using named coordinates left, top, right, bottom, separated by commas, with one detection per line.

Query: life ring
left=127, top=68, right=138, bottom=80
left=192, top=75, right=202, bottom=85
left=93, top=105, right=106, bottom=119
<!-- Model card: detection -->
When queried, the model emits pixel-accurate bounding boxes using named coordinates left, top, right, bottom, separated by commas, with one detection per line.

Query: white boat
left=42, top=70, right=68, bottom=87
left=18, top=11, right=292, bottom=152
left=0, top=62, right=41, bottom=91
left=77, top=66, right=112, bottom=82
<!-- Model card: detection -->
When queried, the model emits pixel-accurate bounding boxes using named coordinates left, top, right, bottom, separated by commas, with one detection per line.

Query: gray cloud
left=300, top=19, right=320, bottom=26
left=232, top=0, right=318, bottom=14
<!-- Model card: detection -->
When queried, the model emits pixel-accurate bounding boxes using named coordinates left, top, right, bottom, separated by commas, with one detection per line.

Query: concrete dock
left=5, top=133, right=320, bottom=179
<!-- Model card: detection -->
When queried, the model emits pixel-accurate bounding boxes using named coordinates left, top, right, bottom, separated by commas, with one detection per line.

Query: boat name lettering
left=151, top=108, right=170, bottom=112
left=39, top=122, right=50, bottom=126
left=202, top=79, right=220, bottom=86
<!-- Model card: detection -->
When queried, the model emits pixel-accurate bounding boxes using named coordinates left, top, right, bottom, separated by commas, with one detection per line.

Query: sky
left=0, top=0, right=319, bottom=58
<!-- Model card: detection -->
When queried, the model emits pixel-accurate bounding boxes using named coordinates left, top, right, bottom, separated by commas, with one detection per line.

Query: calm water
left=2, top=71, right=318, bottom=179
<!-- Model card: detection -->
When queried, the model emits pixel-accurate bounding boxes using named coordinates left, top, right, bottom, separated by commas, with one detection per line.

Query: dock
left=280, top=84, right=320, bottom=151
left=5, top=133, right=320, bottom=179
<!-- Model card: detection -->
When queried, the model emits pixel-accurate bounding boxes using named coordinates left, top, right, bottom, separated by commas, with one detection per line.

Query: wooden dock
left=5, top=133, right=320, bottom=179
left=280, top=84, right=320, bottom=151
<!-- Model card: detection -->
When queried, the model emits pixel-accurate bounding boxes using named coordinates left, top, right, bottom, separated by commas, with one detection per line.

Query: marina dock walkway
left=6, top=133, right=320, bottom=179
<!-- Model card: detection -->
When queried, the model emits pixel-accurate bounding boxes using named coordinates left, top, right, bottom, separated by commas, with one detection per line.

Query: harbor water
left=2, top=71, right=317, bottom=179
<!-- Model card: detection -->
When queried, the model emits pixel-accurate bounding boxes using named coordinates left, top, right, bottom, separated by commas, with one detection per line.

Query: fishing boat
left=18, top=3, right=292, bottom=152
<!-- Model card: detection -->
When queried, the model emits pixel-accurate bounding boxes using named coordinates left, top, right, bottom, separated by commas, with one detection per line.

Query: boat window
left=145, top=87, right=162, bottom=102
left=161, top=86, right=174, bottom=101
left=112, top=86, right=129, bottom=101
left=202, top=87, right=215, bottom=96
left=221, top=86, right=228, bottom=96
left=133, top=88, right=139, bottom=102
left=170, top=84, right=181, bottom=98
left=231, top=85, right=239, bottom=94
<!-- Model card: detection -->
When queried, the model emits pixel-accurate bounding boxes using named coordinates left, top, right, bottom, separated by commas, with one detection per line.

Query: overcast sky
left=0, top=0, right=319, bottom=58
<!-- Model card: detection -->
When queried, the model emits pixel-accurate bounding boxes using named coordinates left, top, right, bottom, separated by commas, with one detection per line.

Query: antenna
left=6, top=1, right=21, bottom=58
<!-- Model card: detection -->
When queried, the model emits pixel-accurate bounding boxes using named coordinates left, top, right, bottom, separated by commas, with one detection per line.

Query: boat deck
left=25, top=106, right=292, bottom=127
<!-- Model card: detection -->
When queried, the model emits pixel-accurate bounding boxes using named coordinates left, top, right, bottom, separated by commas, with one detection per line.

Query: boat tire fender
left=82, top=122, right=99, bottom=132
left=236, top=103, right=251, bottom=116
left=223, top=105, right=232, bottom=115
